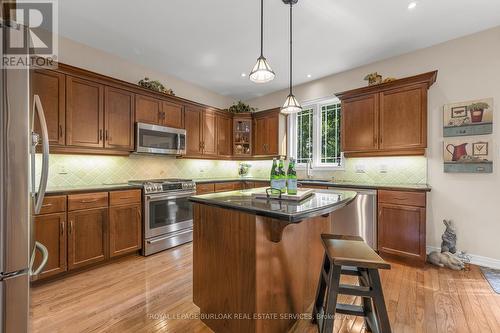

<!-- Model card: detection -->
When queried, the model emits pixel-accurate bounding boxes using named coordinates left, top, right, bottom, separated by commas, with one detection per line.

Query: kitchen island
left=189, top=188, right=357, bottom=333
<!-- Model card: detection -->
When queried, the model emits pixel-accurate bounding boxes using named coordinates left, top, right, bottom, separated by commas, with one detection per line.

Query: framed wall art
left=443, top=137, right=493, bottom=173
left=443, top=98, right=493, bottom=137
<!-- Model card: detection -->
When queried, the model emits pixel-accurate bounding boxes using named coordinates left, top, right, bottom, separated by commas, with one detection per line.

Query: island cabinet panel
left=341, top=94, right=379, bottom=153
left=135, top=95, right=162, bottom=125
left=216, top=113, right=233, bottom=157
left=185, top=106, right=203, bottom=156
left=104, top=87, right=135, bottom=151
left=67, top=207, right=108, bottom=270
left=161, top=100, right=184, bottom=129
left=66, top=76, right=104, bottom=148
left=379, top=85, right=427, bottom=150
left=193, top=204, right=331, bottom=333
left=32, top=69, right=66, bottom=146
left=109, top=204, right=142, bottom=257
left=33, top=213, right=67, bottom=280
left=378, top=190, right=426, bottom=266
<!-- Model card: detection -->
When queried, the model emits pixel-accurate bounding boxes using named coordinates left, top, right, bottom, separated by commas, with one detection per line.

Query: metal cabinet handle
left=69, top=220, right=74, bottom=234
left=59, top=124, right=63, bottom=138
left=42, top=203, right=53, bottom=207
left=60, top=220, right=65, bottom=235
left=105, top=130, right=109, bottom=141
left=99, top=129, right=103, bottom=140
left=80, top=199, right=98, bottom=203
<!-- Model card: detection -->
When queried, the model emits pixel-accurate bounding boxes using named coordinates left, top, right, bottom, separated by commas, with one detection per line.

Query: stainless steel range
left=129, top=179, right=196, bottom=256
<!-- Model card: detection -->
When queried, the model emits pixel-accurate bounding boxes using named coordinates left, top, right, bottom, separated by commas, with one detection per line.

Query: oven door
left=144, top=191, right=194, bottom=238
left=136, top=122, right=186, bottom=155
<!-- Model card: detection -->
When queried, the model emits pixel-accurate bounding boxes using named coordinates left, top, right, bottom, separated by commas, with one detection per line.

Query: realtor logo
left=2, top=0, right=58, bottom=68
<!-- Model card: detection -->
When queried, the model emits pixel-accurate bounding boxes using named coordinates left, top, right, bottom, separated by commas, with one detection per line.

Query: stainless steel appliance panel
left=135, top=122, right=186, bottom=155
left=330, top=188, right=377, bottom=249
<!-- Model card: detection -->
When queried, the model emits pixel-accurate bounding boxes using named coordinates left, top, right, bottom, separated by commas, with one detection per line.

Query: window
left=288, top=99, right=343, bottom=169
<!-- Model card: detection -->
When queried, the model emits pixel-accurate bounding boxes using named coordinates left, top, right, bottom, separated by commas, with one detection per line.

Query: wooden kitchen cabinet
left=336, top=71, right=437, bottom=157
left=33, top=212, right=67, bottom=279
left=377, top=190, right=427, bottom=266
left=202, top=110, right=217, bottom=156
left=32, top=69, right=66, bottom=146
left=214, top=182, right=240, bottom=192
left=109, top=204, right=142, bottom=257
left=253, top=108, right=287, bottom=157
left=66, top=76, right=104, bottom=148
left=162, top=100, right=184, bottom=128
left=196, top=183, right=215, bottom=195
left=135, top=95, right=162, bottom=125
left=104, top=86, right=135, bottom=151
left=185, top=106, right=218, bottom=157
left=216, top=112, right=233, bottom=158
left=67, top=207, right=108, bottom=270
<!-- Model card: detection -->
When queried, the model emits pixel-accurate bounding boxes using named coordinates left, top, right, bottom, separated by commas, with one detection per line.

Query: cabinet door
left=109, top=204, right=141, bottom=257
left=216, top=114, right=232, bottom=157
left=67, top=208, right=108, bottom=270
left=32, top=70, right=66, bottom=146
left=135, top=95, right=161, bottom=125
left=104, top=86, right=135, bottom=151
left=341, top=94, right=379, bottom=153
left=202, top=110, right=217, bottom=156
left=378, top=203, right=426, bottom=263
left=379, top=85, right=427, bottom=150
left=253, top=116, right=268, bottom=155
left=185, top=106, right=202, bottom=156
left=33, top=213, right=66, bottom=279
left=66, top=76, right=104, bottom=148
left=265, top=114, right=279, bottom=155
left=162, top=100, right=184, bottom=128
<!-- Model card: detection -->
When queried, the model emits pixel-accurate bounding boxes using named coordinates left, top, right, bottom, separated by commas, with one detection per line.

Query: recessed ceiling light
left=241, top=73, right=247, bottom=77
left=307, top=74, right=312, bottom=78
left=408, top=1, right=417, bottom=10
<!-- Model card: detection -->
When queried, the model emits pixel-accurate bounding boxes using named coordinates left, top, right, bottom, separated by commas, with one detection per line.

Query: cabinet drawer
left=68, top=192, right=108, bottom=211
left=378, top=190, right=426, bottom=207
left=214, top=182, right=238, bottom=192
left=253, top=181, right=270, bottom=188
left=196, top=183, right=215, bottom=195
left=109, top=190, right=141, bottom=206
left=38, top=196, right=66, bottom=215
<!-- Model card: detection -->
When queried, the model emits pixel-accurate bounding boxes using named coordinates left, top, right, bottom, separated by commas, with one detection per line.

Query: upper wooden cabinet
left=32, top=69, right=66, bottom=146
left=66, top=76, right=104, bottom=148
left=184, top=106, right=219, bottom=158
left=202, top=110, right=217, bottom=156
left=104, top=87, right=135, bottom=151
left=336, top=71, right=437, bottom=157
left=162, top=100, right=184, bottom=128
left=135, top=95, right=162, bottom=125
left=217, top=112, right=233, bottom=157
left=253, top=108, right=287, bottom=157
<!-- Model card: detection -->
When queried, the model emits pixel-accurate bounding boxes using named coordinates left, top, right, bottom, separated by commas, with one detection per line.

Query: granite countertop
left=189, top=188, right=357, bottom=223
left=45, top=183, right=142, bottom=195
left=193, top=177, right=269, bottom=184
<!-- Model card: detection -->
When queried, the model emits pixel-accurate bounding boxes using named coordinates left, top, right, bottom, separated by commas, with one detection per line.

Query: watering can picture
left=446, top=143, right=468, bottom=161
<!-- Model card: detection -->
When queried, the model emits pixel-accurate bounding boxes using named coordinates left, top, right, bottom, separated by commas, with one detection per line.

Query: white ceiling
left=58, top=0, right=500, bottom=100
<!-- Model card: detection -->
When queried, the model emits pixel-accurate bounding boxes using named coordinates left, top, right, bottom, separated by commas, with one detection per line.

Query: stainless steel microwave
left=135, top=122, right=186, bottom=155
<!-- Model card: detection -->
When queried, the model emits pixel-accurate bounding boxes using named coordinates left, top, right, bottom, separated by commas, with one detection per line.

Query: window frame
left=288, top=98, right=344, bottom=170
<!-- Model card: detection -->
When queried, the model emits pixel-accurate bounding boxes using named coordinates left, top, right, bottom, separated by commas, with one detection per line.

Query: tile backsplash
left=37, top=154, right=427, bottom=188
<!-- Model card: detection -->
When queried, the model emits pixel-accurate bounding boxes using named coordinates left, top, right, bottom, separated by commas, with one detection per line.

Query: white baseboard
left=427, top=246, right=500, bottom=270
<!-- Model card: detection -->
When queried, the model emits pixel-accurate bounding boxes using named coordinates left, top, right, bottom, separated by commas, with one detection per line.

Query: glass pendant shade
left=281, top=93, right=302, bottom=114
left=249, top=56, right=275, bottom=83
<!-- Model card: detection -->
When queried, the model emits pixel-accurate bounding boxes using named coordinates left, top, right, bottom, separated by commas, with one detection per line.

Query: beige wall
left=57, top=35, right=236, bottom=109
left=247, top=26, right=500, bottom=262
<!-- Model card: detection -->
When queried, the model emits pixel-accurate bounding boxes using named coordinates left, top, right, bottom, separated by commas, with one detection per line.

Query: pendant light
left=281, top=0, right=302, bottom=114
left=249, top=0, right=275, bottom=83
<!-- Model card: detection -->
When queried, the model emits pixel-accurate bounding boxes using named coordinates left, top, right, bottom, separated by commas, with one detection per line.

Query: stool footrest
left=335, top=303, right=365, bottom=316
left=338, top=284, right=372, bottom=297
left=340, top=266, right=361, bottom=276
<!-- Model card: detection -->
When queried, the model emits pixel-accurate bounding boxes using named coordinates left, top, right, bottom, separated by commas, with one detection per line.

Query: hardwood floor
left=30, top=243, right=500, bottom=333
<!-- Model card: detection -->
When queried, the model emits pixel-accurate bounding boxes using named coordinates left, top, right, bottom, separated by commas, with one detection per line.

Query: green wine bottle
left=287, top=158, right=297, bottom=195
left=278, top=158, right=286, bottom=193
left=270, top=158, right=279, bottom=192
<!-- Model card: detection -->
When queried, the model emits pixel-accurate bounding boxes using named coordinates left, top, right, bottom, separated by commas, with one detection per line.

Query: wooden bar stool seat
left=312, top=234, right=392, bottom=333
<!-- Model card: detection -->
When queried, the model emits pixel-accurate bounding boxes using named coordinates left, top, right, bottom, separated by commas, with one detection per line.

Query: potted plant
left=363, top=72, right=382, bottom=86
left=227, top=101, right=257, bottom=114
left=467, top=102, right=489, bottom=123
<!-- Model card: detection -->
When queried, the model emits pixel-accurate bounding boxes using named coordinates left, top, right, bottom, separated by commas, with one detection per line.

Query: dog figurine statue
left=428, top=251, right=465, bottom=270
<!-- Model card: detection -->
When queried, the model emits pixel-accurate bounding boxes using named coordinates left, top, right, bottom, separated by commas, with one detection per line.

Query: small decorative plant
left=363, top=72, right=382, bottom=86
left=467, top=102, right=489, bottom=123
left=227, top=101, right=257, bottom=114
left=138, top=77, right=175, bottom=95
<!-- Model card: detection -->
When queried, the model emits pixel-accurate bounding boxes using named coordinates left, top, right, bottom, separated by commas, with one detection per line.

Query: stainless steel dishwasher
left=329, top=187, right=377, bottom=249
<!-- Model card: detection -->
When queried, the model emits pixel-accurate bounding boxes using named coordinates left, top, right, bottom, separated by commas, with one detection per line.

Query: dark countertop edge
left=190, top=191, right=357, bottom=223
left=193, top=178, right=269, bottom=184
left=45, top=184, right=143, bottom=195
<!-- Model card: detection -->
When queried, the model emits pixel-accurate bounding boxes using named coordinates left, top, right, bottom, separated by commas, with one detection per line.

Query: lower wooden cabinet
left=109, top=204, right=142, bottom=257
left=33, top=213, right=67, bottom=279
left=377, top=190, right=426, bottom=266
left=67, top=207, right=108, bottom=270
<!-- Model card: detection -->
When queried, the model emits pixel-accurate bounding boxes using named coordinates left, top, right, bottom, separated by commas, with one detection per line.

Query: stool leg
left=321, top=264, right=341, bottom=333
left=358, top=269, right=374, bottom=333
left=312, top=254, right=329, bottom=324
left=368, top=269, right=392, bottom=333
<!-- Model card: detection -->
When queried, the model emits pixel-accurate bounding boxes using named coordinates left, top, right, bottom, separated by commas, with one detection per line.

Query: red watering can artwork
left=446, top=143, right=468, bottom=161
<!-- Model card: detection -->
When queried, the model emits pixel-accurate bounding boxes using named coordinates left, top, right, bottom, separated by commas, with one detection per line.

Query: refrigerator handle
left=29, top=241, right=49, bottom=276
left=32, top=94, right=50, bottom=214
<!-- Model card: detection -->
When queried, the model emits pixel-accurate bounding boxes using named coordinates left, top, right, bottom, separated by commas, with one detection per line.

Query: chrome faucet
left=306, top=158, right=313, bottom=179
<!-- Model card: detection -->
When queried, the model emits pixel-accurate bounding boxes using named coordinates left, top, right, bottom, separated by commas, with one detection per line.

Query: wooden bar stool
left=312, top=234, right=392, bottom=333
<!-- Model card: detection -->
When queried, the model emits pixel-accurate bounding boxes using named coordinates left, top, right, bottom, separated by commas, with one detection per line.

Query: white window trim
left=288, top=97, right=344, bottom=171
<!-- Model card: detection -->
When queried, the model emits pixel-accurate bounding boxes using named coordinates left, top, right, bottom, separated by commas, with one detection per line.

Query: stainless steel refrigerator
left=1, top=19, right=49, bottom=332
